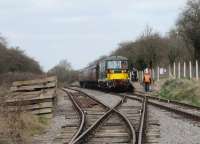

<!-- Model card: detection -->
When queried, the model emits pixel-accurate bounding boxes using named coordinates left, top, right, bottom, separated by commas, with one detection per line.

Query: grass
left=158, top=79, right=200, bottom=106
left=0, top=86, right=49, bottom=144
left=0, top=111, right=48, bottom=144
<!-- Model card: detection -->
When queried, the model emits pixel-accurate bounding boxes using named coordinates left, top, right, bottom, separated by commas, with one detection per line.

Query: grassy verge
left=158, top=79, right=200, bottom=106
left=0, top=87, right=49, bottom=144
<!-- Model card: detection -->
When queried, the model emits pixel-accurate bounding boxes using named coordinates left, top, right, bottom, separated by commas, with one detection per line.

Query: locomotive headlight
left=107, top=69, right=114, bottom=73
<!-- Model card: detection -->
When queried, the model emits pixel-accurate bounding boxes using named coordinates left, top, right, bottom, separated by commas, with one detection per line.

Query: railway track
left=67, top=86, right=200, bottom=144
left=64, top=88, right=136, bottom=144
left=52, top=89, right=84, bottom=144
left=68, top=87, right=159, bottom=144
left=115, top=93, right=160, bottom=144
left=125, top=91, right=200, bottom=121
left=118, top=91, right=200, bottom=143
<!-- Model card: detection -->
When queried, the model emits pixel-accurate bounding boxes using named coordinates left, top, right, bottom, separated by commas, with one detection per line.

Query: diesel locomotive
left=79, top=56, right=132, bottom=90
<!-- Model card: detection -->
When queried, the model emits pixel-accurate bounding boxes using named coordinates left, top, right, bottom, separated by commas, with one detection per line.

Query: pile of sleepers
left=6, top=76, right=57, bottom=118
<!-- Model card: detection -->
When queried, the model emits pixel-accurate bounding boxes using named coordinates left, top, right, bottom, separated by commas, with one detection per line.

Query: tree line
left=111, top=0, right=200, bottom=70
left=0, top=37, right=42, bottom=74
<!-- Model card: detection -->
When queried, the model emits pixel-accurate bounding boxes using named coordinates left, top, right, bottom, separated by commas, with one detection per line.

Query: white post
left=137, top=71, right=139, bottom=81
left=178, top=62, right=181, bottom=79
left=183, top=62, right=186, bottom=78
left=141, top=71, right=144, bottom=82
left=173, top=62, right=176, bottom=78
left=152, top=69, right=155, bottom=81
left=196, top=60, right=199, bottom=80
left=157, top=66, right=160, bottom=81
left=129, top=72, right=132, bottom=81
left=169, top=65, right=171, bottom=79
left=189, top=61, right=192, bottom=79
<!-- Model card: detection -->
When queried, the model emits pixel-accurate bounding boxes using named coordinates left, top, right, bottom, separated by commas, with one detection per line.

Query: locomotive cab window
left=107, top=61, right=128, bottom=69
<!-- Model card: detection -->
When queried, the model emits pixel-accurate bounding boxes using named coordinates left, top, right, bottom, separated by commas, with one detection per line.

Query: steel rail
left=114, top=93, right=148, bottom=144
left=133, top=90, right=200, bottom=110
left=67, top=87, right=136, bottom=144
left=62, top=89, right=86, bottom=144
left=71, top=98, right=124, bottom=144
left=123, top=93, right=200, bottom=121
left=137, top=96, right=147, bottom=144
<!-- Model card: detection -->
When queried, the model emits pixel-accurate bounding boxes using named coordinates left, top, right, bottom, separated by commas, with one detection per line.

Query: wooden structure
left=7, top=76, right=57, bottom=118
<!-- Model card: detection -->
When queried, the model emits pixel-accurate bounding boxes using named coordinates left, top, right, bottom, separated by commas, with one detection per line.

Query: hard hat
left=144, top=68, right=149, bottom=74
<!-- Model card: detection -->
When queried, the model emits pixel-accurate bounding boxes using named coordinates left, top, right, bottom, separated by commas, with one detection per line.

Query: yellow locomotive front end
left=102, top=57, right=131, bottom=90
left=106, top=69, right=129, bottom=80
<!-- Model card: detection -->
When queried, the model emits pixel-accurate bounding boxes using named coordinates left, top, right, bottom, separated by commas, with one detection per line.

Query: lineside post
left=196, top=60, right=199, bottom=80
left=178, top=62, right=181, bottom=79
left=152, top=69, right=155, bottom=82
left=157, top=66, right=160, bottom=81
left=173, top=62, right=176, bottom=78
left=169, top=65, right=171, bottom=79
left=141, top=71, right=144, bottom=82
left=183, top=62, right=186, bottom=78
left=189, top=61, right=192, bottom=80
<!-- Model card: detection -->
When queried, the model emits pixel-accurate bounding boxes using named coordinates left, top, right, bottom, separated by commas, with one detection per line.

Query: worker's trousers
left=144, top=82, right=150, bottom=92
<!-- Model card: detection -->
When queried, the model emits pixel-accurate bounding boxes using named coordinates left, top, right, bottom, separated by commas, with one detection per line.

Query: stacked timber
left=6, top=76, right=57, bottom=118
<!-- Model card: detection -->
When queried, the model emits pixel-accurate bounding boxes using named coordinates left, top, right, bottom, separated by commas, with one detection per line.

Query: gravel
left=32, top=90, right=68, bottom=144
left=150, top=105, right=200, bottom=144
left=77, top=88, right=122, bottom=108
left=78, top=88, right=200, bottom=144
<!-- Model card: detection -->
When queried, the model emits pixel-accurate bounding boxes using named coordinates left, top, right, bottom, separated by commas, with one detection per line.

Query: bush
left=48, top=60, right=79, bottom=86
left=159, top=79, right=200, bottom=106
left=0, top=37, right=42, bottom=74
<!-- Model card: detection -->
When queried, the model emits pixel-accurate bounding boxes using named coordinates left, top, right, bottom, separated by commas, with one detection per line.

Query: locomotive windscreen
left=107, top=61, right=128, bottom=69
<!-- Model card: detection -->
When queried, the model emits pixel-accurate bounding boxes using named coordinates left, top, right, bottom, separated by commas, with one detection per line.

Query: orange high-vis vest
left=144, top=74, right=151, bottom=83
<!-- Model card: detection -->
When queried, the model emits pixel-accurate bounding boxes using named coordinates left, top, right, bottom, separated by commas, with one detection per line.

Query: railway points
left=70, top=86, right=200, bottom=144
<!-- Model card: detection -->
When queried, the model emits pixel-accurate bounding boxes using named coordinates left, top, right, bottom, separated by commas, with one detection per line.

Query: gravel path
left=150, top=105, right=200, bottom=144
left=76, top=88, right=121, bottom=108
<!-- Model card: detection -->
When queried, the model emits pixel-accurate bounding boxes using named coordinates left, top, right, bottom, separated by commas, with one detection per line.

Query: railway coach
left=79, top=56, right=132, bottom=91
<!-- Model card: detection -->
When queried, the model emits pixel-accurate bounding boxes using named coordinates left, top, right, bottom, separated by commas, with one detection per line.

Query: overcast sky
left=0, top=0, right=187, bottom=71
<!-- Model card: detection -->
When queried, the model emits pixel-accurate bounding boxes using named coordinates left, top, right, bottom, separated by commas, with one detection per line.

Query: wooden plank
left=39, top=113, right=53, bottom=119
left=11, top=90, right=43, bottom=96
left=12, top=76, right=57, bottom=87
left=6, top=89, right=56, bottom=103
left=10, top=82, right=56, bottom=92
left=31, top=108, right=53, bottom=115
left=7, top=102, right=53, bottom=111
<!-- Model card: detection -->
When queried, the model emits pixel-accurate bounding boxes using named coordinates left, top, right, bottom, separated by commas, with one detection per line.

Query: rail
left=137, top=96, right=148, bottom=144
left=62, top=89, right=86, bottom=144
left=67, top=87, right=136, bottom=144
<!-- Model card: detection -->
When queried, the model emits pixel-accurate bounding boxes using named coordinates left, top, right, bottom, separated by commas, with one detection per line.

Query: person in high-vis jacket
left=143, top=69, right=151, bottom=92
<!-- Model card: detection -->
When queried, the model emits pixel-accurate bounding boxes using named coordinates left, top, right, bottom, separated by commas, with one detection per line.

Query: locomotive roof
left=104, top=56, right=128, bottom=61
left=80, top=56, right=128, bottom=71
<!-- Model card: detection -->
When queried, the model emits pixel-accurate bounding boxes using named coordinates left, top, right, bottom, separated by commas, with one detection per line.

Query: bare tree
left=177, top=0, right=200, bottom=61
left=48, top=59, right=78, bottom=85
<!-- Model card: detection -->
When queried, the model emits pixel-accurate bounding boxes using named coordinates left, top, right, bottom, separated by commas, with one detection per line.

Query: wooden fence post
left=169, top=65, right=171, bottom=79
left=196, top=60, right=199, bottom=80
left=183, top=62, right=186, bottom=78
left=157, top=66, right=160, bottom=81
left=142, top=71, right=144, bottom=82
left=189, top=61, right=192, bottom=79
left=173, top=62, right=176, bottom=78
left=178, top=62, right=181, bottom=79
left=152, top=69, right=155, bottom=81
